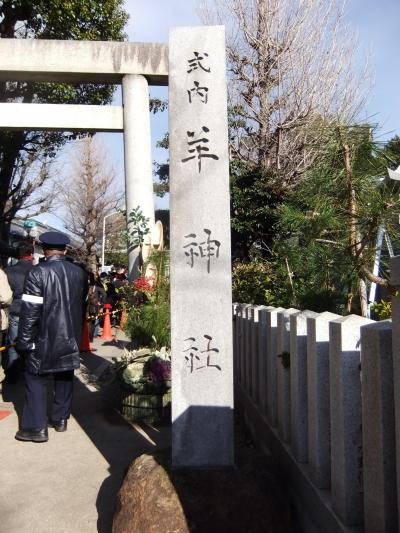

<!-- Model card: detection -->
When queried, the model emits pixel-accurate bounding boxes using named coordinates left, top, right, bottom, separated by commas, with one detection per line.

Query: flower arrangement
left=108, top=346, right=171, bottom=395
left=116, top=275, right=157, bottom=310
left=133, top=276, right=155, bottom=292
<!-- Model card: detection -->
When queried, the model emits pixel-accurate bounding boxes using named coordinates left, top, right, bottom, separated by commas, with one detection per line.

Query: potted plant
left=106, top=347, right=171, bottom=423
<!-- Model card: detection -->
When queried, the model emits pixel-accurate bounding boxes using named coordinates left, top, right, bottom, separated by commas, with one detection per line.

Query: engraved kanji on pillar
left=169, top=26, right=234, bottom=467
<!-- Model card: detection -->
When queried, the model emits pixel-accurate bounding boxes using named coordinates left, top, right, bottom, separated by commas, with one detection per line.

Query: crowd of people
left=87, top=269, right=128, bottom=342
left=0, top=231, right=128, bottom=443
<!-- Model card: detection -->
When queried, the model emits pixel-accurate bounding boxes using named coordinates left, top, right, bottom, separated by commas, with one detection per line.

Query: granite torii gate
left=0, top=26, right=233, bottom=467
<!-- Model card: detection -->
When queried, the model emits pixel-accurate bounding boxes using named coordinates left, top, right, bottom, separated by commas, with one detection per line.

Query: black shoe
left=15, top=428, right=48, bottom=443
left=49, top=419, right=68, bottom=432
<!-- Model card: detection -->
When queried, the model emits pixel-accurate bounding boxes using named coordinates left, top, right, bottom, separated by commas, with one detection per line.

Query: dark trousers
left=6, top=314, right=20, bottom=368
left=21, top=370, right=74, bottom=430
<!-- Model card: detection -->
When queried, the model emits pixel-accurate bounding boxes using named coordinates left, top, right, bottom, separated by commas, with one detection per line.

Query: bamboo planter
left=121, top=389, right=171, bottom=424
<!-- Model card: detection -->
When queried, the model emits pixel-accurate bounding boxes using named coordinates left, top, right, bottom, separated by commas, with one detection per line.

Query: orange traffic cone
left=101, top=305, right=114, bottom=341
left=119, top=307, right=127, bottom=330
left=80, top=320, right=93, bottom=352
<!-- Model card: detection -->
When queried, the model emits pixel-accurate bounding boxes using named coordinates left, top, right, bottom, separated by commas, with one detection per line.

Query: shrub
left=125, top=301, right=170, bottom=349
left=232, top=261, right=275, bottom=305
left=370, top=299, right=392, bottom=320
left=123, top=249, right=171, bottom=349
left=297, top=288, right=345, bottom=314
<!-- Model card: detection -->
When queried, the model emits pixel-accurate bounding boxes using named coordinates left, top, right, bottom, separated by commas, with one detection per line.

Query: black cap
left=39, top=231, right=70, bottom=248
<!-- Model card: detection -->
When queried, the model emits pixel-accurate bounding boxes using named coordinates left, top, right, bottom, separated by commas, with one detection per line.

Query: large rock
left=113, top=448, right=299, bottom=533
left=113, top=454, right=189, bottom=533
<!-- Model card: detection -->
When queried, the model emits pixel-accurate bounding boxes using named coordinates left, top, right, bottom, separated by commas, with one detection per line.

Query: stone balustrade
left=233, top=257, right=400, bottom=532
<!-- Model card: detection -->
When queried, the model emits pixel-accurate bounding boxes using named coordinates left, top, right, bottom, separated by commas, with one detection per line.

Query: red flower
left=133, top=276, right=155, bottom=292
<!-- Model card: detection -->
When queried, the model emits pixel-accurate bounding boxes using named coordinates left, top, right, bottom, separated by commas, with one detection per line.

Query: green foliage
left=149, top=99, right=168, bottom=114
left=269, top=124, right=399, bottom=313
left=145, top=250, right=170, bottom=285
left=230, top=164, right=284, bottom=259
left=105, top=250, right=128, bottom=268
left=127, top=206, right=150, bottom=249
left=1, top=0, right=128, bottom=109
left=383, top=135, right=400, bottom=170
left=370, top=300, right=392, bottom=320
left=125, top=302, right=170, bottom=350
left=270, top=236, right=352, bottom=313
left=154, top=133, right=170, bottom=197
left=116, top=280, right=136, bottom=309
left=232, top=261, right=275, bottom=305
left=0, top=0, right=128, bottom=242
left=0, top=0, right=128, bottom=40
left=124, top=250, right=171, bottom=349
left=231, top=124, right=400, bottom=315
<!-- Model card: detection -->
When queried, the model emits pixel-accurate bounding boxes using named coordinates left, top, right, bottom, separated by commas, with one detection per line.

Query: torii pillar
left=122, top=74, right=155, bottom=278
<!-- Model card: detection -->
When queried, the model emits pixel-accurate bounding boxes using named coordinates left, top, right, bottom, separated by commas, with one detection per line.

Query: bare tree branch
left=58, top=137, right=124, bottom=272
left=197, top=0, right=370, bottom=184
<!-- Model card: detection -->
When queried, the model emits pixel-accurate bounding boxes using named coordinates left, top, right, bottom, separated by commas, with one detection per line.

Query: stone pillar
left=390, top=256, right=400, bottom=531
left=276, top=308, right=298, bottom=442
left=122, top=74, right=155, bottom=279
left=169, top=26, right=233, bottom=467
left=250, top=306, right=261, bottom=402
left=258, top=307, right=275, bottom=414
left=307, top=311, right=340, bottom=489
left=330, top=314, right=373, bottom=526
left=240, top=305, right=251, bottom=388
left=290, top=310, right=317, bottom=463
left=246, top=306, right=255, bottom=396
left=266, top=307, right=284, bottom=426
left=235, top=303, right=245, bottom=385
left=232, top=303, right=239, bottom=380
left=361, top=320, right=397, bottom=533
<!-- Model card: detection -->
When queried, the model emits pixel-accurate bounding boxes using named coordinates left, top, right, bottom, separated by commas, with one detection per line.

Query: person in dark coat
left=87, top=272, right=106, bottom=341
left=15, top=231, right=88, bottom=443
left=4, top=240, right=35, bottom=383
left=0, top=266, right=12, bottom=383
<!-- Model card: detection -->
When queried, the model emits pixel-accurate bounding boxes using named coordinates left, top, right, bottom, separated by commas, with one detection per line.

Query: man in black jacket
left=15, top=231, right=88, bottom=443
left=5, top=240, right=34, bottom=383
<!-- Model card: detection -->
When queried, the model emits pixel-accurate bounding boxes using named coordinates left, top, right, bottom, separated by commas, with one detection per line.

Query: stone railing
left=233, top=257, right=400, bottom=533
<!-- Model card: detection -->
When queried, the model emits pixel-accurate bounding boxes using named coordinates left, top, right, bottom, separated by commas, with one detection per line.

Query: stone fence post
left=307, top=311, right=340, bottom=489
left=276, top=308, right=298, bottom=443
left=240, top=305, right=251, bottom=390
left=290, top=310, right=317, bottom=463
left=244, top=305, right=253, bottom=394
left=361, top=320, right=397, bottom=533
left=329, top=315, right=373, bottom=526
left=390, top=255, right=400, bottom=531
left=249, top=306, right=259, bottom=401
left=266, top=307, right=284, bottom=427
left=258, top=307, right=275, bottom=415
left=232, top=303, right=240, bottom=380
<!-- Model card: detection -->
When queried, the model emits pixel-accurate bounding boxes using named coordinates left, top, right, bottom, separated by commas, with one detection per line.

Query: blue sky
left=121, top=0, right=400, bottom=137
left=105, top=0, right=400, bottom=193
left=98, top=0, right=201, bottom=210
left=347, top=0, right=400, bottom=140
left=37, top=0, right=400, bottom=229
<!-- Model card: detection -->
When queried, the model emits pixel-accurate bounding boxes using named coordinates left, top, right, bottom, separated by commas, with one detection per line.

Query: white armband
left=22, top=294, right=44, bottom=304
